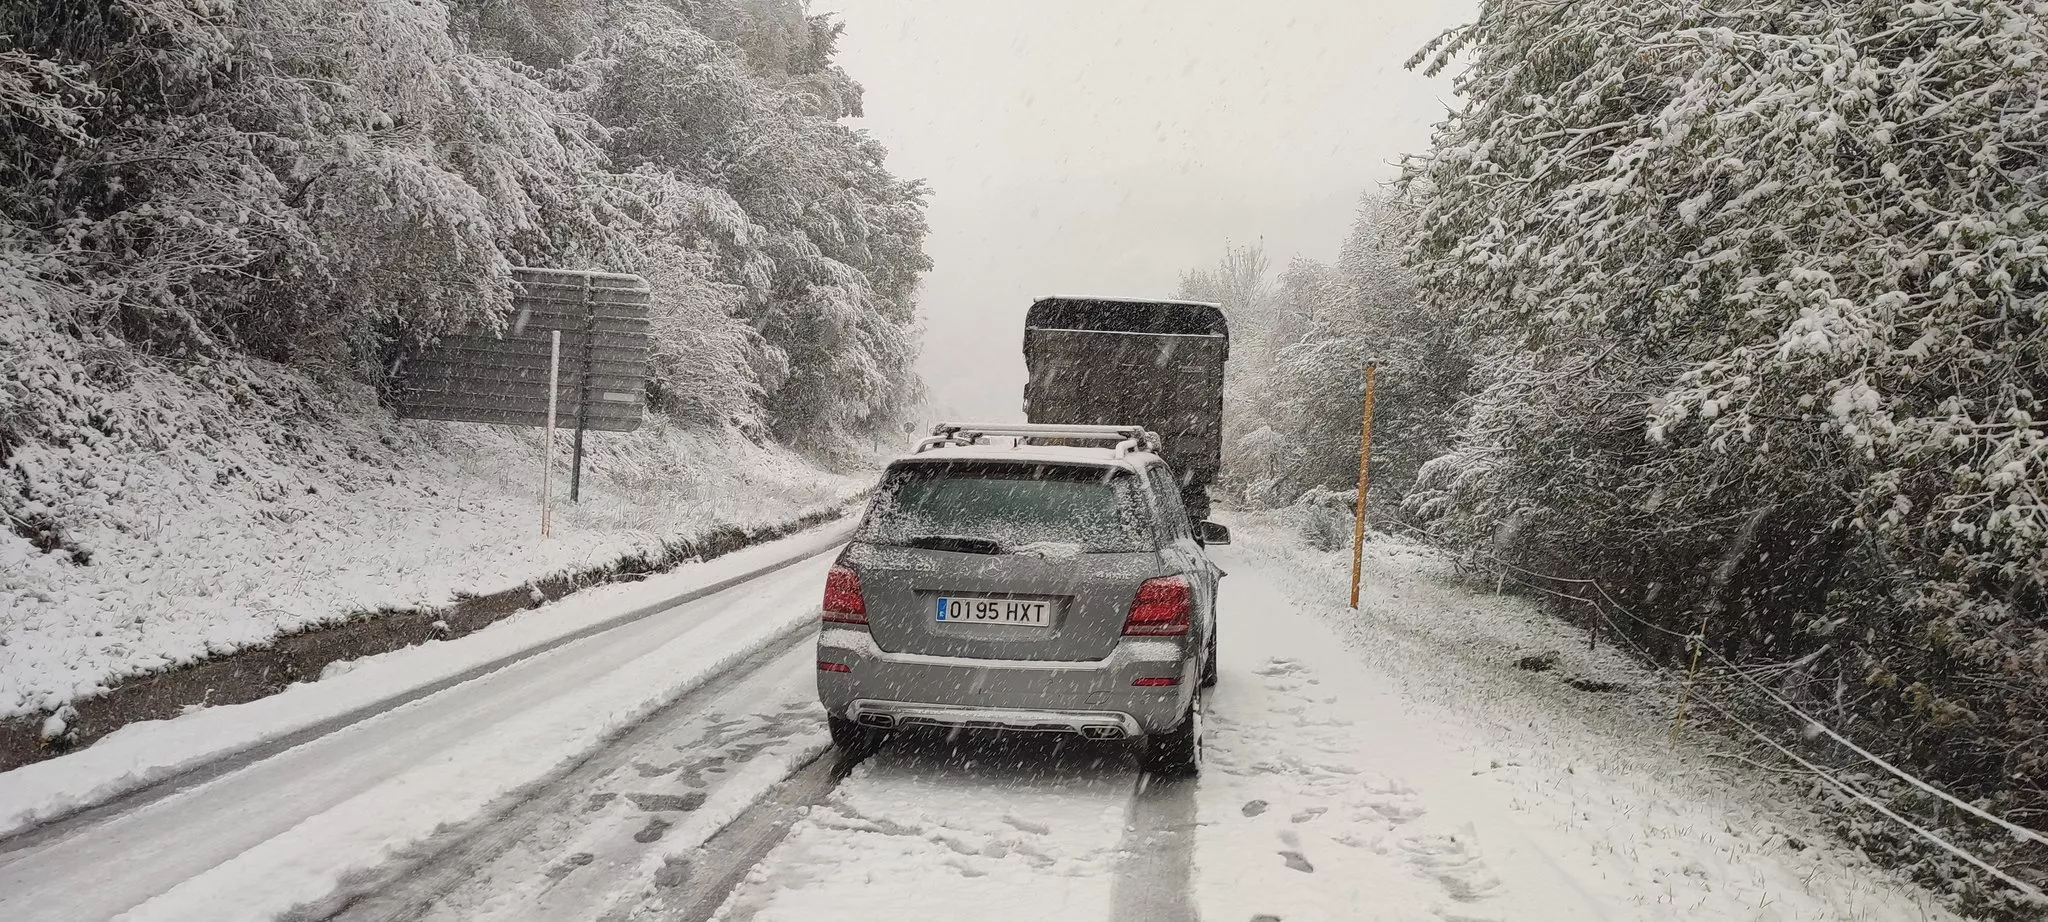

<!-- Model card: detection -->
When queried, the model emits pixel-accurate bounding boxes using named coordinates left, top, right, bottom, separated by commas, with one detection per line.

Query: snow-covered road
left=0, top=520, right=1965, bottom=921
left=650, top=530, right=1963, bottom=922
left=0, top=552, right=837, bottom=922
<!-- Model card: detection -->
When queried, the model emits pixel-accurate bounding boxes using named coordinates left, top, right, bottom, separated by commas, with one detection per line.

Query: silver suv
left=815, top=424, right=1228, bottom=775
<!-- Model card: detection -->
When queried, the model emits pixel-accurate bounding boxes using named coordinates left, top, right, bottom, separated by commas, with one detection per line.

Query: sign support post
left=570, top=273, right=593, bottom=503
left=542, top=329, right=561, bottom=538
left=394, top=267, right=652, bottom=516
left=1348, top=364, right=1378, bottom=609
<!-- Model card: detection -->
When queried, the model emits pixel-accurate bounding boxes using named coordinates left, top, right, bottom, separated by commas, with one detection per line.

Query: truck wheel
left=1140, top=697, right=1202, bottom=777
left=1201, top=629, right=1218, bottom=688
left=829, top=714, right=887, bottom=759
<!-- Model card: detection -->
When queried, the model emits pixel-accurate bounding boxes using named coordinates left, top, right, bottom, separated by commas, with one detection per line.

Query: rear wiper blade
left=901, top=535, right=1006, bottom=555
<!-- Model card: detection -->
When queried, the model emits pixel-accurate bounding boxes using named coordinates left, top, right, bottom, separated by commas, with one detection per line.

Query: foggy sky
left=816, top=0, right=1475, bottom=422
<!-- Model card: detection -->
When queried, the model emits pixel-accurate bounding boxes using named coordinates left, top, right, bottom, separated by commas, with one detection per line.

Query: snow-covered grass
left=1, top=300, right=869, bottom=720
left=1208, top=510, right=1968, bottom=921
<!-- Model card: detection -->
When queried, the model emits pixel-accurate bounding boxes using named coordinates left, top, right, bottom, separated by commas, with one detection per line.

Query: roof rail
left=917, top=422, right=1163, bottom=455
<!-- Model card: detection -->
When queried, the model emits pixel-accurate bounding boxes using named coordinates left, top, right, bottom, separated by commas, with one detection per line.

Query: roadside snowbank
left=1, top=297, right=867, bottom=719
left=0, top=519, right=852, bottom=840
left=1201, top=514, right=1964, bottom=921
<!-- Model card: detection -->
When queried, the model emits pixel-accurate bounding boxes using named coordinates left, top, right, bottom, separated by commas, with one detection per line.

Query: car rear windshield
left=856, top=461, right=1151, bottom=554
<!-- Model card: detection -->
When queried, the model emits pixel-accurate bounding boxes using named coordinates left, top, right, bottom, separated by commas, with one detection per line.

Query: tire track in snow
left=625, top=730, right=1204, bottom=922
left=698, top=734, right=1140, bottom=921
left=1109, top=769, right=1200, bottom=922
left=618, top=751, right=850, bottom=922
left=309, top=635, right=830, bottom=922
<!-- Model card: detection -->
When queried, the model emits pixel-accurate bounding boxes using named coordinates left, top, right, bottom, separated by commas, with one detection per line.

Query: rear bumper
left=846, top=701, right=1141, bottom=740
left=816, top=627, right=1192, bottom=736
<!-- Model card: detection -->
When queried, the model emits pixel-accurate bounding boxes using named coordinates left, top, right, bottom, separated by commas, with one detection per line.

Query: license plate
left=936, top=595, right=1051, bottom=627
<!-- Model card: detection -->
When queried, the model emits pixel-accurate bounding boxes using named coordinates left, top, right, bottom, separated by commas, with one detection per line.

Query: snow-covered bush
left=1400, top=0, right=2048, bottom=906
left=1287, top=487, right=1355, bottom=552
left=1188, top=199, right=1472, bottom=519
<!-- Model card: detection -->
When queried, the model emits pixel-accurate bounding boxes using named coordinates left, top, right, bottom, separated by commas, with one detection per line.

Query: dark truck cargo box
left=1023, top=296, right=1229, bottom=518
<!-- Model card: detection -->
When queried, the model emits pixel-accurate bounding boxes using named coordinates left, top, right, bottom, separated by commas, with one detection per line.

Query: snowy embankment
left=1196, top=512, right=1965, bottom=921
left=1, top=300, right=868, bottom=721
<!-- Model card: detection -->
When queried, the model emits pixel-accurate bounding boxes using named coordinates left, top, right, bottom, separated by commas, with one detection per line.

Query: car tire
left=1201, top=629, right=1218, bottom=688
left=1140, top=696, right=1202, bottom=777
left=828, top=714, right=887, bottom=759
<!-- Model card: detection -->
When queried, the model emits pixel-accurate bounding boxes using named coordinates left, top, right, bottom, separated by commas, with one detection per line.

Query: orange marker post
left=1349, top=365, right=1378, bottom=609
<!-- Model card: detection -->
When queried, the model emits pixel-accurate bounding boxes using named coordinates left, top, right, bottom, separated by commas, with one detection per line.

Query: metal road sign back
left=397, top=268, right=652, bottom=432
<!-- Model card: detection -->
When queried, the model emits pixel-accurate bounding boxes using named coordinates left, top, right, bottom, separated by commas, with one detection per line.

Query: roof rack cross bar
left=919, top=421, right=1163, bottom=455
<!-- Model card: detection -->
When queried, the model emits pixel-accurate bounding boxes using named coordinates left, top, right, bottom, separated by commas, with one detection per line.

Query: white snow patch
left=37, top=706, right=74, bottom=743
left=1010, top=541, right=1085, bottom=560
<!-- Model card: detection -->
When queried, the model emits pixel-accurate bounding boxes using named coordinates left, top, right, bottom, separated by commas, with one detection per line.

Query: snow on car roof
left=1033, top=294, right=1223, bottom=309
left=894, top=442, right=1161, bottom=473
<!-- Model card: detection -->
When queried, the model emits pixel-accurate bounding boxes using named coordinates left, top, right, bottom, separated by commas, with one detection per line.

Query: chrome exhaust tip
left=858, top=713, right=896, bottom=728
left=1079, top=725, right=1125, bottom=741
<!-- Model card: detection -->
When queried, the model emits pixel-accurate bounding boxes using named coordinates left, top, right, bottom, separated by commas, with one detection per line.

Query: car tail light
left=1123, top=575, right=1191, bottom=636
left=817, top=661, right=851, bottom=673
left=1132, top=676, right=1179, bottom=687
left=822, top=565, right=867, bottom=624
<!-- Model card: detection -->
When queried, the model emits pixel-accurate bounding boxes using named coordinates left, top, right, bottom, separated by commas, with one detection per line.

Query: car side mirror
left=1195, top=521, right=1231, bottom=546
